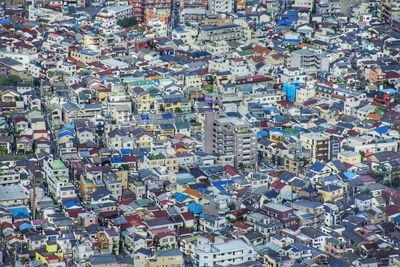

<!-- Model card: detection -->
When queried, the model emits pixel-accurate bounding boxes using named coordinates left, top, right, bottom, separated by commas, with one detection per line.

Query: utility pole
left=32, top=173, right=36, bottom=220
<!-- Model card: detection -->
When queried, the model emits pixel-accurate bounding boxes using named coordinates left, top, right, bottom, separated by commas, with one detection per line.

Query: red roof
left=277, top=100, right=293, bottom=108
left=384, top=204, right=400, bottom=217
left=181, top=211, right=195, bottom=221
left=233, top=221, right=251, bottom=230
left=15, top=117, right=28, bottom=123
left=231, top=208, right=248, bottom=219
left=270, top=180, right=286, bottom=190
left=1, top=222, right=13, bottom=230
left=156, top=231, right=175, bottom=239
left=253, top=45, right=272, bottom=55
left=224, top=165, right=239, bottom=176
left=152, top=210, right=169, bottom=218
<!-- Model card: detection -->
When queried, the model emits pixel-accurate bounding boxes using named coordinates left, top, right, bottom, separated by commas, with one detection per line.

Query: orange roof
left=368, top=113, right=382, bottom=121
left=183, top=188, right=202, bottom=198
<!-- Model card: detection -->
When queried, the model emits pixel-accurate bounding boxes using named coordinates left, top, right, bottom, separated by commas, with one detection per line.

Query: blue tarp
left=175, top=192, right=189, bottom=203
left=343, top=172, right=357, bottom=180
left=20, top=222, right=33, bottom=231
left=9, top=207, right=30, bottom=219
left=283, top=82, right=302, bottom=102
left=257, top=130, right=269, bottom=139
left=188, top=203, right=202, bottom=214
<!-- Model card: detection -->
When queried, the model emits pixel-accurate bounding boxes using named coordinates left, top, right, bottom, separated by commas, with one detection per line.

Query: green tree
left=0, top=75, right=22, bottom=86
left=238, top=163, right=244, bottom=171
left=159, top=104, right=165, bottom=112
left=117, top=16, right=137, bottom=28
left=174, top=107, right=182, bottom=113
left=33, top=77, right=40, bottom=87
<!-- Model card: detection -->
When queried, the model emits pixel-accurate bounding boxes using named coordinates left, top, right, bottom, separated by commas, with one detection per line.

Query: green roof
left=283, top=128, right=299, bottom=134
left=238, top=49, right=255, bottom=57
left=50, top=160, right=67, bottom=170
left=135, top=199, right=152, bottom=207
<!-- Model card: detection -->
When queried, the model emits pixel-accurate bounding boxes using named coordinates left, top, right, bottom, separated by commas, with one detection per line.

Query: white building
left=96, top=5, right=133, bottom=28
left=195, top=237, right=255, bottom=266
left=208, top=0, right=234, bottom=14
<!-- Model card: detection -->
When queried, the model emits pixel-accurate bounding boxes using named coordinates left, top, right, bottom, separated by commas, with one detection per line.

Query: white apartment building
left=195, top=237, right=255, bottom=266
left=208, top=0, right=233, bottom=14
left=96, top=5, right=133, bottom=28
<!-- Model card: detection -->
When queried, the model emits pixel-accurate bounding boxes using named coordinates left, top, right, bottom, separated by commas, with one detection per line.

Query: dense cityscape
left=0, top=0, right=400, bottom=266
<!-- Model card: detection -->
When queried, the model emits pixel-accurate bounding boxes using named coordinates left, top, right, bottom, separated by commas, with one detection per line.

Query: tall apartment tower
left=204, top=113, right=257, bottom=168
left=208, top=0, right=234, bottom=14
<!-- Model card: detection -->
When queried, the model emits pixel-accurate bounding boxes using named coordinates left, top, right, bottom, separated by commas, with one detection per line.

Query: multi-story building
left=128, top=0, right=172, bottom=24
left=194, top=237, right=255, bottom=266
left=204, top=114, right=257, bottom=168
left=198, top=24, right=245, bottom=42
left=96, top=5, right=133, bottom=28
left=0, top=167, right=20, bottom=186
left=208, top=0, right=233, bottom=14
left=300, top=132, right=330, bottom=162
left=382, top=0, right=400, bottom=25
left=289, top=49, right=330, bottom=74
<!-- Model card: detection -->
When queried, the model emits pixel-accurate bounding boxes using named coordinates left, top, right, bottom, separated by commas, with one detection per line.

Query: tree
left=0, top=75, right=22, bottom=86
left=159, top=104, right=165, bottom=113
left=238, top=163, right=244, bottom=171
left=174, top=107, right=182, bottom=113
left=117, top=16, right=137, bottom=28
left=33, top=77, right=40, bottom=87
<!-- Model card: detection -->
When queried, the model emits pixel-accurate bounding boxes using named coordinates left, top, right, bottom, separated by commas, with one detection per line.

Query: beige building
left=338, top=151, right=361, bottom=165
left=300, top=132, right=330, bottom=162
left=134, top=249, right=184, bottom=267
left=70, top=49, right=100, bottom=64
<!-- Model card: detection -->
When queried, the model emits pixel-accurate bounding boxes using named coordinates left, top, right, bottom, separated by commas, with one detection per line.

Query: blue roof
left=319, top=184, right=341, bottom=192
left=394, top=215, right=400, bottom=223
left=121, top=148, right=133, bottom=155
left=0, top=18, right=12, bottom=26
left=9, top=207, right=30, bottom=219
left=64, top=200, right=82, bottom=209
left=58, top=130, right=74, bottom=138
left=79, top=151, right=90, bottom=158
left=19, top=222, right=33, bottom=231
left=188, top=202, right=202, bottom=214
left=379, top=88, right=397, bottom=95
left=64, top=123, right=75, bottom=130
left=283, top=39, right=300, bottom=44
left=374, top=125, right=389, bottom=135
left=175, top=192, right=189, bottom=203
left=162, top=113, right=173, bottom=120
left=343, top=172, right=357, bottom=180
left=212, top=180, right=234, bottom=191
left=111, top=156, right=124, bottom=164
left=257, top=129, right=269, bottom=139
left=309, top=162, right=326, bottom=172
left=141, top=114, right=150, bottom=121
left=196, top=188, right=212, bottom=195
